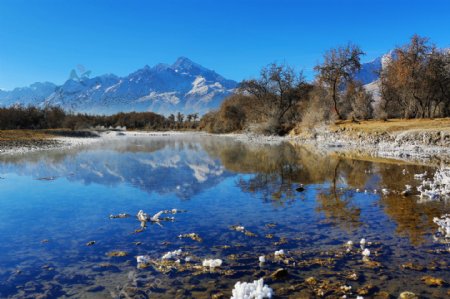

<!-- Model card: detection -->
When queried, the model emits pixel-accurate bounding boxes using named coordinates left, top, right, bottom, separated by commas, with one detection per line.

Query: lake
left=0, top=134, right=448, bottom=298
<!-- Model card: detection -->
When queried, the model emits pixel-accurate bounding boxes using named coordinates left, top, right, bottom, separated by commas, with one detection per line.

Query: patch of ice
left=202, top=258, right=222, bottom=268
left=433, top=214, right=450, bottom=243
left=235, top=226, right=245, bottom=232
left=162, top=249, right=182, bottom=260
left=417, top=168, right=450, bottom=202
left=274, top=249, right=285, bottom=257
left=362, top=248, right=370, bottom=257
left=136, top=255, right=151, bottom=268
left=231, top=278, right=273, bottom=299
left=414, top=171, right=428, bottom=180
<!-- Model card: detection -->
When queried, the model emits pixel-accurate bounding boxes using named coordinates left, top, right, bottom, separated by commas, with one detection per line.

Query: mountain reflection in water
left=0, top=134, right=448, bottom=298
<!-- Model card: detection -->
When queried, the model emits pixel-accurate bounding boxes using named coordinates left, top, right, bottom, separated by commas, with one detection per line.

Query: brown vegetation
left=0, top=130, right=53, bottom=141
left=201, top=34, right=450, bottom=135
left=329, top=118, right=450, bottom=135
left=379, top=35, right=450, bottom=119
left=1, top=35, right=449, bottom=136
left=200, top=64, right=313, bottom=135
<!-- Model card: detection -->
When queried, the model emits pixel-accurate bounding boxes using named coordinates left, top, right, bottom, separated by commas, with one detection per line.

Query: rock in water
left=421, top=275, right=446, bottom=287
left=271, top=268, right=288, bottom=280
left=399, top=291, right=418, bottom=299
left=296, top=185, right=305, bottom=192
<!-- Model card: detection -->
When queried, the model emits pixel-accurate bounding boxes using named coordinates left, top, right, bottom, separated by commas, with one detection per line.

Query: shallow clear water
left=0, top=135, right=448, bottom=298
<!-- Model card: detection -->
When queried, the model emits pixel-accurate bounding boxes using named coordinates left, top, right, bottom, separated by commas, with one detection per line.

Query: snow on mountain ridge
left=0, top=57, right=237, bottom=115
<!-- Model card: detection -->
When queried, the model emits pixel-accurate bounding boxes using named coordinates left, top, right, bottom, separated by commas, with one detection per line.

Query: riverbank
left=287, top=118, right=450, bottom=164
left=1, top=119, right=450, bottom=164
left=0, top=130, right=210, bottom=155
left=0, top=130, right=101, bottom=155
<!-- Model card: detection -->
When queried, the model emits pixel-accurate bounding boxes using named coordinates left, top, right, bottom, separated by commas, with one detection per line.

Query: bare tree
left=380, top=34, right=450, bottom=118
left=239, top=63, right=308, bottom=134
left=314, top=43, right=364, bottom=120
left=344, top=81, right=374, bottom=120
left=176, top=112, right=184, bottom=125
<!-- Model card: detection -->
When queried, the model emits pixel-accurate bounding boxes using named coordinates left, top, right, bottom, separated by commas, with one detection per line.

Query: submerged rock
left=421, top=275, right=446, bottom=287
left=305, top=277, right=318, bottom=285
left=178, top=233, right=202, bottom=242
left=357, top=284, right=377, bottom=296
left=107, top=251, right=128, bottom=257
left=86, top=285, right=105, bottom=292
left=363, top=260, right=382, bottom=269
left=296, top=185, right=305, bottom=192
left=401, top=262, right=425, bottom=271
left=109, top=213, right=130, bottom=219
left=244, top=231, right=257, bottom=237
left=136, top=255, right=152, bottom=268
left=398, top=291, right=418, bottom=299
left=374, top=291, right=391, bottom=299
left=230, top=225, right=257, bottom=237
left=270, top=268, right=288, bottom=280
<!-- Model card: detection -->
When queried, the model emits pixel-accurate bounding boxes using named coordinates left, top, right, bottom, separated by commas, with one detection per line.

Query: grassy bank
left=330, top=118, right=450, bottom=134
left=0, top=130, right=54, bottom=141
left=291, top=118, right=450, bottom=137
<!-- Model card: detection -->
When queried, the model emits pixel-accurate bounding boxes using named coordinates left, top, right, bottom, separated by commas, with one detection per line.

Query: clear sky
left=0, top=0, right=449, bottom=90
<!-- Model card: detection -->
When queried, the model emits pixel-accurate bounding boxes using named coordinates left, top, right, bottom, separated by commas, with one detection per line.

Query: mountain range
left=0, top=57, right=237, bottom=115
left=0, top=55, right=387, bottom=115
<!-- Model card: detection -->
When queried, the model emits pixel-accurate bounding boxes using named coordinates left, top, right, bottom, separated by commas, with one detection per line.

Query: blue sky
left=0, top=0, right=449, bottom=90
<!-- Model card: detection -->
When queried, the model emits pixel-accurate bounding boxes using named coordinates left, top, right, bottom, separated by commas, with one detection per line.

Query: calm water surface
left=0, top=135, right=448, bottom=298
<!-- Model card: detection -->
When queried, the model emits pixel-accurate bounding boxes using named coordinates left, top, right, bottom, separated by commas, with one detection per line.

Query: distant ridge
left=0, top=57, right=238, bottom=115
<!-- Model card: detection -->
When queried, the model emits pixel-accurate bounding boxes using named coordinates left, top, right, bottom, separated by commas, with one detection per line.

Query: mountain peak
left=0, top=57, right=238, bottom=115
left=172, top=56, right=205, bottom=72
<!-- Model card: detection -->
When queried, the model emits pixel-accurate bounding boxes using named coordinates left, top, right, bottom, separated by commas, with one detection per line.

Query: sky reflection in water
left=0, top=135, right=448, bottom=298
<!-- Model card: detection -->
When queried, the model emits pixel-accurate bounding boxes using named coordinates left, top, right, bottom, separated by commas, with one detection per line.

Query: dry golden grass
left=331, top=118, right=450, bottom=134
left=0, top=130, right=53, bottom=141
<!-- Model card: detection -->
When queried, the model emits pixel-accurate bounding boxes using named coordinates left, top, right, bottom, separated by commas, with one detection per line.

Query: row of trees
left=200, top=34, right=450, bottom=135
left=166, top=112, right=199, bottom=129
left=0, top=106, right=177, bottom=130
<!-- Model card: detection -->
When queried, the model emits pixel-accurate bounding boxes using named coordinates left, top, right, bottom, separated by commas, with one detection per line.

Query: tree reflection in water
left=0, top=136, right=448, bottom=245
left=316, top=160, right=362, bottom=231
left=209, top=141, right=449, bottom=242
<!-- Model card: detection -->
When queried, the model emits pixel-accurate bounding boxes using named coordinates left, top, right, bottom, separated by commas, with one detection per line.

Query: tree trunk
left=332, top=82, right=342, bottom=120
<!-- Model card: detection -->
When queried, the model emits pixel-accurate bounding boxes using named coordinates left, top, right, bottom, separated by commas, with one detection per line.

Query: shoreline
left=1, top=127, right=449, bottom=165
left=289, top=121, right=450, bottom=165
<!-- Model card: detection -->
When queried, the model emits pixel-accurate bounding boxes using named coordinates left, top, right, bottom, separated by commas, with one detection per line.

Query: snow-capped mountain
left=0, top=57, right=237, bottom=115
left=0, top=82, right=57, bottom=106
left=354, top=56, right=382, bottom=85
left=356, top=51, right=395, bottom=103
